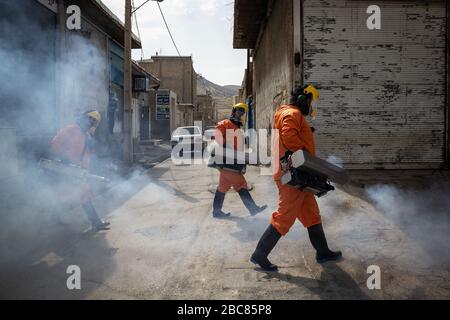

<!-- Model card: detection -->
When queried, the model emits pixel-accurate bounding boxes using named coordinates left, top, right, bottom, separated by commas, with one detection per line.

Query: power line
left=156, top=2, right=181, bottom=56
left=132, top=0, right=152, bottom=14
left=132, top=0, right=145, bottom=60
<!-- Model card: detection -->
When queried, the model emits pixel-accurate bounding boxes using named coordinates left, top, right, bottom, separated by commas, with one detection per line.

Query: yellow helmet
left=304, top=85, right=319, bottom=101
left=84, top=110, right=101, bottom=134
left=86, top=110, right=101, bottom=122
left=233, top=102, right=249, bottom=113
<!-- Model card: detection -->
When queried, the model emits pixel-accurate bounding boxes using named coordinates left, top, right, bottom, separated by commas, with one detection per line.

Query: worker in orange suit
left=250, top=85, right=342, bottom=271
left=51, top=110, right=110, bottom=231
left=212, top=103, right=267, bottom=218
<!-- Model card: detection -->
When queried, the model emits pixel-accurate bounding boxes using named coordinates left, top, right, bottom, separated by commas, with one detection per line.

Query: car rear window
left=173, top=127, right=200, bottom=135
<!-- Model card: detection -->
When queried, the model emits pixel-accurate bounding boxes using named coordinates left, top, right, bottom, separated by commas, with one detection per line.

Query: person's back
left=215, top=118, right=244, bottom=152
left=51, top=123, right=92, bottom=169
left=272, top=104, right=316, bottom=181
left=211, top=103, right=267, bottom=218
left=50, top=111, right=110, bottom=231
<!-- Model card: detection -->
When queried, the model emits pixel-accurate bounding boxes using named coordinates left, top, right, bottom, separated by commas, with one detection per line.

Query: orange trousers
left=217, top=170, right=248, bottom=193
left=270, top=180, right=321, bottom=235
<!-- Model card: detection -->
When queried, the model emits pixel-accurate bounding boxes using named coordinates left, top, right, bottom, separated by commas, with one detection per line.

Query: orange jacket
left=215, top=119, right=244, bottom=151
left=51, top=123, right=93, bottom=169
left=273, top=104, right=316, bottom=181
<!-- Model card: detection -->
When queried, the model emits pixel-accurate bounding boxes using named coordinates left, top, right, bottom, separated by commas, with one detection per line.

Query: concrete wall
left=139, top=57, right=196, bottom=106
left=195, top=94, right=216, bottom=128
left=59, top=13, right=127, bottom=164
left=60, top=17, right=109, bottom=128
left=253, top=0, right=293, bottom=132
left=0, top=0, right=57, bottom=164
left=176, top=105, right=194, bottom=128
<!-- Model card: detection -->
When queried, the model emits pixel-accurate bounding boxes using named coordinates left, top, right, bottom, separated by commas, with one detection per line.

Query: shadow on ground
left=261, top=262, right=371, bottom=300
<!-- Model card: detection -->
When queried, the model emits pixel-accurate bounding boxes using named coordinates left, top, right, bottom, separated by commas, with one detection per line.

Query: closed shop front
left=303, top=0, right=447, bottom=169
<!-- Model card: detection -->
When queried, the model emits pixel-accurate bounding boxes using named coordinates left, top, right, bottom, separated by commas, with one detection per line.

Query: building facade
left=234, top=0, right=450, bottom=169
left=195, top=94, right=217, bottom=128
left=0, top=0, right=159, bottom=172
left=148, top=89, right=177, bottom=140
left=139, top=56, right=197, bottom=106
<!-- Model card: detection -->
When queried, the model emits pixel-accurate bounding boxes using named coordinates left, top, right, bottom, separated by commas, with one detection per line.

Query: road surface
left=1, top=159, right=449, bottom=299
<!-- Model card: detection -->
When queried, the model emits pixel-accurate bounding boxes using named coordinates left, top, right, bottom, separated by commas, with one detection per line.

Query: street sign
left=156, top=93, right=170, bottom=120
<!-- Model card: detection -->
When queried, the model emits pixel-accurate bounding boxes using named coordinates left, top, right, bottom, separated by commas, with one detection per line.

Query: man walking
left=250, top=85, right=342, bottom=271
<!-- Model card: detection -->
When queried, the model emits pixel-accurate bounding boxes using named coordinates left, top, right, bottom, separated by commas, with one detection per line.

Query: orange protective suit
left=215, top=119, right=248, bottom=193
left=51, top=123, right=94, bottom=204
left=270, top=105, right=321, bottom=235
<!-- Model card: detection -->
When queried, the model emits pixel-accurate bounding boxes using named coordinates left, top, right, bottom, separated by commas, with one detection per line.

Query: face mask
left=309, top=100, right=319, bottom=120
left=89, top=117, right=100, bottom=133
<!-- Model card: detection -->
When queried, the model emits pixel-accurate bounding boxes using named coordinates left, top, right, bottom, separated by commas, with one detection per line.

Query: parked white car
left=171, top=126, right=206, bottom=157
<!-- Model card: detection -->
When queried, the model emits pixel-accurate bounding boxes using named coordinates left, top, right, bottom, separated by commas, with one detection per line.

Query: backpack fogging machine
left=280, top=150, right=350, bottom=197
left=207, top=142, right=260, bottom=174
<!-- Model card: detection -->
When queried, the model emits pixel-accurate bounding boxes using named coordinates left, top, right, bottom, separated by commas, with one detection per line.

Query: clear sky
left=101, top=0, right=246, bottom=86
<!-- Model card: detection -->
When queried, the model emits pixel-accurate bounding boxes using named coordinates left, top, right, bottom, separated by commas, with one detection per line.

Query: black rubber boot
left=82, top=202, right=110, bottom=231
left=238, top=189, right=267, bottom=216
left=212, top=190, right=231, bottom=218
left=307, top=223, right=342, bottom=263
left=250, top=224, right=281, bottom=271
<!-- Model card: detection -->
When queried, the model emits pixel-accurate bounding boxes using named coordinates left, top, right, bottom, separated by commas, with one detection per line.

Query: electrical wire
left=132, top=0, right=145, bottom=60
left=156, top=1, right=181, bottom=56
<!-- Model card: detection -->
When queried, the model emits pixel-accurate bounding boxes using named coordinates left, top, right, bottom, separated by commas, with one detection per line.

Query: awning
left=233, top=0, right=268, bottom=49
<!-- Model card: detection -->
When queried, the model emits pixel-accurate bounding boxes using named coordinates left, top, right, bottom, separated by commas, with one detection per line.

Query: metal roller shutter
left=303, top=0, right=447, bottom=169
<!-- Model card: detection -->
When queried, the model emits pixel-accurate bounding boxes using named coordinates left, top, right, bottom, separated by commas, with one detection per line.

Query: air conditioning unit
left=133, top=76, right=149, bottom=92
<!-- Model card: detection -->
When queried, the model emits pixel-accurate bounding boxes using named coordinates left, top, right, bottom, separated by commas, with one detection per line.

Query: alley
left=1, top=160, right=449, bottom=300
left=2, top=0, right=450, bottom=305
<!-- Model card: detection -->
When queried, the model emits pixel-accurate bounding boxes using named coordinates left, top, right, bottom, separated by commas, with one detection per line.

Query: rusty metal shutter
left=303, top=0, right=447, bottom=169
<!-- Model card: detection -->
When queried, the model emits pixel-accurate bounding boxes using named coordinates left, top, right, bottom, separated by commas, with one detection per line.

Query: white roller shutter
left=303, top=0, right=447, bottom=169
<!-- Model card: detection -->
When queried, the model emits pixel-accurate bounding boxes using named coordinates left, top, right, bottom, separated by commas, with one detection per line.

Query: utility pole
left=56, top=0, right=66, bottom=131
left=123, top=0, right=163, bottom=164
left=123, top=0, right=133, bottom=163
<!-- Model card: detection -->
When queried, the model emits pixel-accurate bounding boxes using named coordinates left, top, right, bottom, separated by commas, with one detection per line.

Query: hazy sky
left=101, top=0, right=246, bottom=86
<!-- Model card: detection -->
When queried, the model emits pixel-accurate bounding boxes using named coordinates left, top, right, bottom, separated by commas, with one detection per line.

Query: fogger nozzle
left=38, top=158, right=110, bottom=183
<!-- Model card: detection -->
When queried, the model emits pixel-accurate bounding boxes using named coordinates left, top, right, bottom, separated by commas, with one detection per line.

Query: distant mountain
left=197, top=75, right=239, bottom=98
left=197, top=75, right=240, bottom=121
